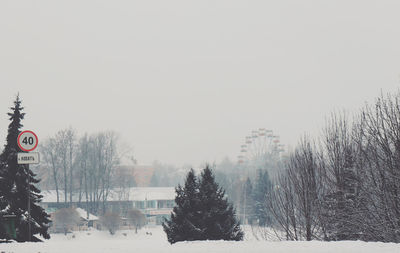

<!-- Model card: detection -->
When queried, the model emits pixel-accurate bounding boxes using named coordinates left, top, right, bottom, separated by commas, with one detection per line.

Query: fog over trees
left=39, top=130, right=122, bottom=215
left=11, top=90, right=400, bottom=244
left=2, top=0, right=400, bottom=250
left=260, top=92, right=400, bottom=243
left=204, top=91, right=400, bottom=243
left=53, top=208, right=80, bottom=235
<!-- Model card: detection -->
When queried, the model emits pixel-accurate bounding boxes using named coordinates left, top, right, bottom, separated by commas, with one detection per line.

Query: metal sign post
left=17, top=130, right=39, bottom=241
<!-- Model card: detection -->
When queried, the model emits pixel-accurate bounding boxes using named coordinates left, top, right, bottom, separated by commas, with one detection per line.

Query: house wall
left=41, top=198, right=175, bottom=228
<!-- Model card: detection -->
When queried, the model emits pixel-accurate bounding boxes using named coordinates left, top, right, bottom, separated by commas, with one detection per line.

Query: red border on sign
left=17, top=130, right=38, bottom=152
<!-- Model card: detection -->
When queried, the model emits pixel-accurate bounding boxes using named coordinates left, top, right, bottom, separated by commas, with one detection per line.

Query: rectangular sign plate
left=17, top=152, right=40, bottom=164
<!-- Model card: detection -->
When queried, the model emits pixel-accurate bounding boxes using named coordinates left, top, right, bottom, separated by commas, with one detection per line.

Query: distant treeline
left=213, top=91, right=400, bottom=243
left=38, top=130, right=188, bottom=215
left=39, top=129, right=123, bottom=215
left=267, top=92, right=400, bottom=242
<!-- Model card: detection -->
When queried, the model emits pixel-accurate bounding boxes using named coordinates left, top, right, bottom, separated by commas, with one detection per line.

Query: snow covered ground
left=1, top=226, right=399, bottom=253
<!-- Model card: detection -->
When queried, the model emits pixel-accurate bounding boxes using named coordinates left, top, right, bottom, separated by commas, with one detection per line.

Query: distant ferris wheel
left=237, top=128, right=284, bottom=167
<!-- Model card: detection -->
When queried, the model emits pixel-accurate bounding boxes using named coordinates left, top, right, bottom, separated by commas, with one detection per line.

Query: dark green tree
left=323, top=166, right=360, bottom=241
left=0, top=95, right=50, bottom=241
left=252, top=169, right=273, bottom=226
left=163, top=166, right=243, bottom=243
left=163, top=169, right=202, bottom=243
left=198, top=166, right=243, bottom=241
left=242, top=177, right=254, bottom=224
left=0, top=162, right=8, bottom=239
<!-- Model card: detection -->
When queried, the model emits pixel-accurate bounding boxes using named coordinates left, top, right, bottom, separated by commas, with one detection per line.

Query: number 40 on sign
left=17, top=130, right=39, bottom=164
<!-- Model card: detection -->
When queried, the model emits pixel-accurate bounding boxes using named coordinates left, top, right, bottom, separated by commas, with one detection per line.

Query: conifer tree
left=198, top=166, right=243, bottom=241
left=0, top=162, right=8, bottom=239
left=252, top=169, right=273, bottom=226
left=0, top=95, right=50, bottom=241
left=163, top=169, right=202, bottom=243
left=163, top=166, right=243, bottom=243
left=242, top=177, right=254, bottom=224
left=323, top=166, right=359, bottom=241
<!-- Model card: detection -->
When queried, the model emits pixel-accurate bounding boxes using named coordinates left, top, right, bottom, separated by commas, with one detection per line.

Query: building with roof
left=49, top=207, right=100, bottom=233
left=40, top=187, right=176, bottom=225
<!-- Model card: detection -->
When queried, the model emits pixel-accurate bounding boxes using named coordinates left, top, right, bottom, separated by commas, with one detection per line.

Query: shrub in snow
left=100, top=212, right=121, bottom=235
left=127, top=208, right=146, bottom=234
left=53, top=208, right=80, bottom=235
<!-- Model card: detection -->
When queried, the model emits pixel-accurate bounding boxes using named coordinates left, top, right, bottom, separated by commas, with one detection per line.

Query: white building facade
left=40, top=187, right=176, bottom=225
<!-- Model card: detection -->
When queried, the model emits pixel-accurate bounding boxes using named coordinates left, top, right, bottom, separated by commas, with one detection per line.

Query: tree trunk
left=63, top=157, right=68, bottom=205
left=50, top=153, right=59, bottom=203
left=69, top=143, right=73, bottom=205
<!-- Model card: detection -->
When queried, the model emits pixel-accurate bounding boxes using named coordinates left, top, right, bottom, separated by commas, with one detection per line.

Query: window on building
left=147, top=200, right=156, bottom=209
left=167, top=200, right=174, bottom=208
left=135, top=201, right=145, bottom=209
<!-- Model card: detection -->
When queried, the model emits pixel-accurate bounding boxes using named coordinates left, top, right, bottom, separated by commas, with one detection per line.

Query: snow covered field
left=1, top=226, right=399, bottom=253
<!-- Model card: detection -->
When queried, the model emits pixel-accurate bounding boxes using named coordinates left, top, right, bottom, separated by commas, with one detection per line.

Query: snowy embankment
left=1, top=226, right=399, bottom=253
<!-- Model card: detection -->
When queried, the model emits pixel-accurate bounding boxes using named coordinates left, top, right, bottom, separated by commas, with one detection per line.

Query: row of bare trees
left=40, top=129, right=132, bottom=215
left=53, top=207, right=146, bottom=235
left=267, top=92, right=400, bottom=242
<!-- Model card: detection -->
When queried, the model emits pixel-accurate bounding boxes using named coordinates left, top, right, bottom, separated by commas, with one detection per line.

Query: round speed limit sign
left=17, top=130, right=38, bottom=152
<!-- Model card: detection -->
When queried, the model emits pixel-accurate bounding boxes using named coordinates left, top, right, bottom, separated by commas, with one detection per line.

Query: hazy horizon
left=1, top=0, right=400, bottom=166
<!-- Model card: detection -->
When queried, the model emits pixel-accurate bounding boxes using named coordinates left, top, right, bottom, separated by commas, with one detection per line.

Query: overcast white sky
left=1, top=0, right=400, bottom=166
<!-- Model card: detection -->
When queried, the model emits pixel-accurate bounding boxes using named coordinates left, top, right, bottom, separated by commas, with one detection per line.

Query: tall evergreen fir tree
left=323, top=167, right=359, bottom=240
left=162, top=169, right=202, bottom=243
left=242, top=177, right=254, bottom=224
left=0, top=162, right=8, bottom=239
left=198, top=166, right=243, bottom=241
left=163, top=166, right=243, bottom=244
left=0, top=95, right=50, bottom=241
left=252, top=169, right=273, bottom=226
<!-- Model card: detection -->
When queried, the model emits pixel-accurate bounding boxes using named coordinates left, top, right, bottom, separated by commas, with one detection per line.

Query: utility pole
left=18, top=130, right=40, bottom=241
left=27, top=167, right=31, bottom=241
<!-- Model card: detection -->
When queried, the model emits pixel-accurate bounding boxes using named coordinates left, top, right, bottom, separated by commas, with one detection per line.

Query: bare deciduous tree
left=53, top=208, right=80, bottom=235
left=319, top=112, right=360, bottom=240
left=127, top=208, right=146, bottom=233
left=267, top=92, right=400, bottom=243
left=41, top=137, right=61, bottom=203
left=267, top=137, right=321, bottom=241
left=100, top=212, right=121, bottom=235
left=354, top=93, right=400, bottom=242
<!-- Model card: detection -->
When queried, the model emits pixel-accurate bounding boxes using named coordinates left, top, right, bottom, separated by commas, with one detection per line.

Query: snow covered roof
left=75, top=208, right=99, bottom=221
left=108, top=187, right=176, bottom=201
left=41, top=187, right=176, bottom=203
